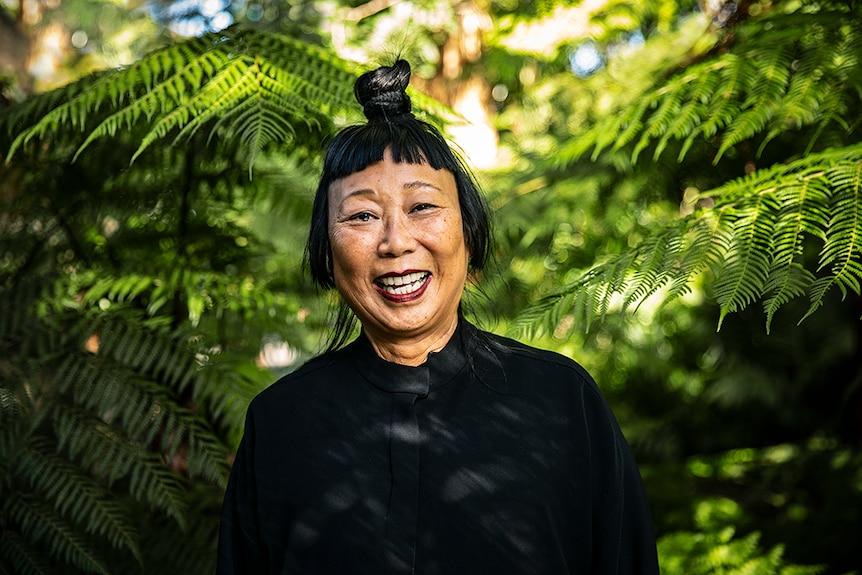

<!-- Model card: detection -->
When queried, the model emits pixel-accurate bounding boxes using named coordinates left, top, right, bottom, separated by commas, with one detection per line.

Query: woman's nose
left=378, top=214, right=415, bottom=257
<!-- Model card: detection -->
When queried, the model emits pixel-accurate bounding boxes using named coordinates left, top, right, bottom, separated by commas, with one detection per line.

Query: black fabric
left=217, top=322, right=659, bottom=574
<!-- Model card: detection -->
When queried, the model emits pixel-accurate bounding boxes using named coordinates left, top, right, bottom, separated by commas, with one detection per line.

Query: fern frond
left=631, top=84, right=682, bottom=163
left=663, top=210, right=733, bottom=305
left=803, top=161, right=862, bottom=319
left=51, top=406, right=192, bottom=526
left=622, top=226, right=682, bottom=309
left=55, top=350, right=228, bottom=487
left=758, top=45, right=828, bottom=156
left=3, top=28, right=358, bottom=168
left=714, top=41, right=793, bottom=161
left=94, top=319, right=195, bottom=391
left=76, top=273, right=264, bottom=429
left=0, top=528, right=57, bottom=575
left=80, top=274, right=157, bottom=304
left=195, top=366, right=262, bottom=433
left=653, top=69, right=716, bottom=161
left=518, top=143, right=862, bottom=335
left=558, top=8, right=860, bottom=167
left=762, top=176, right=831, bottom=331
left=5, top=496, right=109, bottom=575
left=713, top=193, right=778, bottom=328
left=13, top=443, right=141, bottom=559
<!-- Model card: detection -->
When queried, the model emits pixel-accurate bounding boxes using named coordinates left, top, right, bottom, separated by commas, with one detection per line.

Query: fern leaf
left=558, top=8, right=859, bottom=168
left=763, top=262, right=815, bottom=333
left=663, top=211, right=731, bottom=305
left=3, top=27, right=358, bottom=168
left=129, top=57, right=253, bottom=163
left=631, top=87, right=682, bottom=163
left=622, top=227, right=680, bottom=309
left=758, top=50, right=827, bottom=155
left=5, top=496, right=109, bottom=575
left=654, top=71, right=714, bottom=161
left=713, top=193, right=778, bottom=328
left=761, top=175, right=831, bottom=331
left=0, top=528, right=57, bottom=575
left=521, top=143, right=862, bottom=334
left=803, top=161, right=862, bottom=318
left=13, top=443, right=142, bottom=558
left=51, top=406, right=193, bottom=527
left=714, top=41, right=793, bottom=162
left=81, top=274, right=157, bottom=304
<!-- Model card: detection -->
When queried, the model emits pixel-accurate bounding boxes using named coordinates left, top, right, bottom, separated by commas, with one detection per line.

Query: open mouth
left=375, top=271, right=431, bottom=298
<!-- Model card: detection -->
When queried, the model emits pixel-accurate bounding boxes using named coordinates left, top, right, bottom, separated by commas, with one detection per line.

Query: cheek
left=330, top=231, right=365, bottom=280
left=443, top=218, right=468, bottom=265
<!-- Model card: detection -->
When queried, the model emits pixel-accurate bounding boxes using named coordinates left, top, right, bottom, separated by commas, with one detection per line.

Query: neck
left=365, top=317, right=459, bottom=367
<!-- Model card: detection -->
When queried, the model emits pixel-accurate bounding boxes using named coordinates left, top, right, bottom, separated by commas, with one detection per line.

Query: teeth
left=379, top=272, right=427, bottom=286
left=378, top=272, right=429, bottom=294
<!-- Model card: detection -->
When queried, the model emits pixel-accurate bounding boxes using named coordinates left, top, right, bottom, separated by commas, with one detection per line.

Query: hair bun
left=354, top=60, right=413, bottom=122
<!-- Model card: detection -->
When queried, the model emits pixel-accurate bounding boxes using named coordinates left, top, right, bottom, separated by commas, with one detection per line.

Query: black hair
left=304, top=60, right=493, bottom=352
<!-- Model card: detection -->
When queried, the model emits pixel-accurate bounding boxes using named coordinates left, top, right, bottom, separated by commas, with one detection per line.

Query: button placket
left=384, top=377, right=427, bottom=575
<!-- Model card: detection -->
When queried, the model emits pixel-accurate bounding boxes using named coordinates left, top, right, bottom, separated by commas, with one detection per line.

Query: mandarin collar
left=348, top=320, right=508, bottom=395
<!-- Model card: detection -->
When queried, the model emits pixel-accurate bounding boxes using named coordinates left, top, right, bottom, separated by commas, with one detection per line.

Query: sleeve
left=582, top=375, right=659, bottom=575
left=216, top=407, right=267, bottom=574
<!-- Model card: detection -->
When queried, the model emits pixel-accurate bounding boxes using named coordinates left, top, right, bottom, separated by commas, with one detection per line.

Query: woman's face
left=328, top=148, right=468, bottom=351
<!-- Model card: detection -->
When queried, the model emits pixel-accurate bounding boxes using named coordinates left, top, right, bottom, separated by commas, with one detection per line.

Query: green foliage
left=558, top=8, right=861, bottom=165
left=0, top=280, right=258, bottom=573
left=518, top=144, right=862, bottom=335
left=2, top=26, right=359, bottom=169
left=658, top=499, right=825, bottom=575
left=511, top=0, right=862, bottom=336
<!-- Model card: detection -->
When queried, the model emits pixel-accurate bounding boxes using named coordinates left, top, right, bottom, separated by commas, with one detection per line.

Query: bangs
left=322, top=118, right=461, bottom=181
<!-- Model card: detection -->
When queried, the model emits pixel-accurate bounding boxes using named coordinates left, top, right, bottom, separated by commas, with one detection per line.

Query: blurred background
left=1, top=0, right=861, bottom=573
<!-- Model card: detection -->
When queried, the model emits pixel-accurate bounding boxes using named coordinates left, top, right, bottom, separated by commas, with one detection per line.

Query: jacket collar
left=348, top=320, right=508, bottom=396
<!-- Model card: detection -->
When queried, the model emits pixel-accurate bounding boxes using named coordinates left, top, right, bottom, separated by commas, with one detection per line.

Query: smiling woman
left=327, top=150, right=468, bottom=365
left=306, top=61, right=491, bottom=355
left=216, top=60, right=660, bottom=575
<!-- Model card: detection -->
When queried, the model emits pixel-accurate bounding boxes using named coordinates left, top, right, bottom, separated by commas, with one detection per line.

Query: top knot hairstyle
left=306, top=60, right=492, bottom=291
left=355, top=59, right=413, bottom=121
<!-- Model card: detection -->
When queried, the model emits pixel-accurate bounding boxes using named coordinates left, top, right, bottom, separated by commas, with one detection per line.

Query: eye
left=411, top=203, right=437, bottom=213
left=347, top=211, right=375, bottom=222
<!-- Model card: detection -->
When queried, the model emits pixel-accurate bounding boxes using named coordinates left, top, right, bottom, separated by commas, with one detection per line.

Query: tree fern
left=0, top=279, right=261, bottom=573
left=0, top=21, right=370, bottom=573
left=519, top=144, right=862, bottom=336
left=2, top=27, right=358, bottom=168
left=14, top=443, right=140, bottom=557
left=804, top=161, right=862, bottom=319
left=52, top=407, right=190, bottom=522
left=710, top=192, right=777, bottom=328
left=557, top=7, right=859, bottom=166
left=522, top=0, right=862, bottom=336
left=8, top=487, right=112, bottom=575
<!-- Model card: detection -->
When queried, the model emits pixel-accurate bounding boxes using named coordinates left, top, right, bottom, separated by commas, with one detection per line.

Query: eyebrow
left=336, top=180, right=443, bottom=208
left=404, top=180, right=443, bottom=191
left=339, top=188, right=375, bottom=202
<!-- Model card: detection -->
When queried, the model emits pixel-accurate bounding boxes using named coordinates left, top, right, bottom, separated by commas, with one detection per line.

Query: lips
left=375, top=271, right=431, bottom=301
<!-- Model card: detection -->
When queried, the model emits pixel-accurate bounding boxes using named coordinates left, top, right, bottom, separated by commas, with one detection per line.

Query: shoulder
left=247, top=344, right=354, bottom=413
left=477, top=328, right=593, bottom=379
left=467, top=326, right=622, bottom=436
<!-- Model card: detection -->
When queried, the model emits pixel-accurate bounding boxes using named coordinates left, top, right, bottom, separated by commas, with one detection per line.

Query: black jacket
left=217, top=321, right=659, bottom=574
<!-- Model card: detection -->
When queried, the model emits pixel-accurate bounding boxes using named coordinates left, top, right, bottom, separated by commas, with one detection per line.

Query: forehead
left=329, top=154, right=457, bottom=202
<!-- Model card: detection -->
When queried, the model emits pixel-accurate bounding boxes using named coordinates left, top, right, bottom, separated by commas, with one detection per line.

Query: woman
left=217, top=60, right=659, bottom=574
